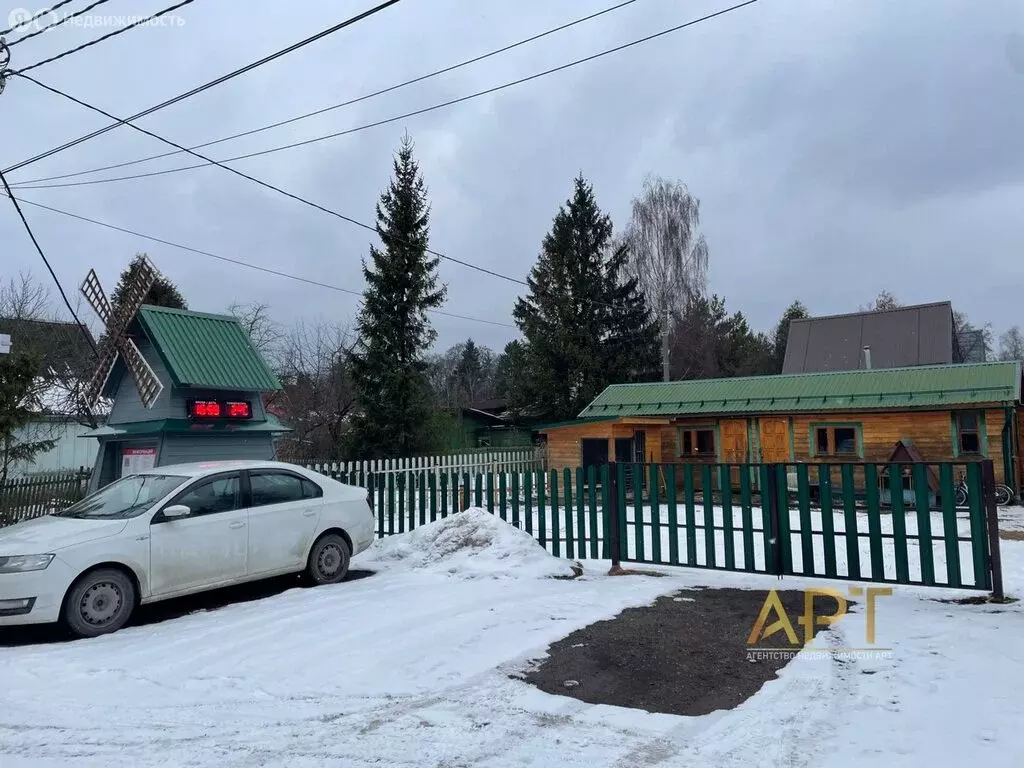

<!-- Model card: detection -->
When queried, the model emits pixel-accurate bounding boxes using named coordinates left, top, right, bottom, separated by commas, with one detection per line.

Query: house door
left=759, top=418, right=790, bottom=463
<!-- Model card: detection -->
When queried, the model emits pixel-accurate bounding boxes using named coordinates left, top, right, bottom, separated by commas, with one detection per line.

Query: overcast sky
left=1, top=0, right=1022, bottom=355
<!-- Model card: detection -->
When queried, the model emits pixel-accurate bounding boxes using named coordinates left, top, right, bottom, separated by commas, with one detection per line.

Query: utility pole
left=661, top=304, right=670, bottom=382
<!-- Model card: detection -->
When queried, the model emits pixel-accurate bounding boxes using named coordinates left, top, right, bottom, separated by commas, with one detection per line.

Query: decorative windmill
left=80, top=257, right=165, bottom=409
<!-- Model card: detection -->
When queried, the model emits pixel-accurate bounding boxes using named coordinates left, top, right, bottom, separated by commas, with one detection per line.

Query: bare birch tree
left=621, top=175, right=709, bottom=381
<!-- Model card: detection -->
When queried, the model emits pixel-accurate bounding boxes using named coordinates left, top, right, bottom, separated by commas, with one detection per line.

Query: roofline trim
left=788, top=301, right=953, bottom=325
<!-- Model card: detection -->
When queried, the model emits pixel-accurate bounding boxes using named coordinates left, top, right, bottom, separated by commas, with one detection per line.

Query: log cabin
left=537, top=361, right=1023, bottom=493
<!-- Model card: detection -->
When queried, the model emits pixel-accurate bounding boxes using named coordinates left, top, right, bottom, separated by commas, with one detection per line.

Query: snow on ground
left=2, top=510, right=1024, bottom=766
left=367, top=507, right=578, bottom=579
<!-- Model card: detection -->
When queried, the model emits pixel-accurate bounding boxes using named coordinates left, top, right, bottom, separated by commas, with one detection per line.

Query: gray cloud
left=2, top=0, right=1022, bottom=357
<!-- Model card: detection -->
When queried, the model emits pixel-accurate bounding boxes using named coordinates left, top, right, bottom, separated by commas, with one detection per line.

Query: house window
left=813, top=425, right=860, bottom=457
left=679, top=428, right=716, bottom=457
left=955, top=411, right=981, bottom=455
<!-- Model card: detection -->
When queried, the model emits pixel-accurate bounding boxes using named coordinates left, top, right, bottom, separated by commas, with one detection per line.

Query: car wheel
left=64, top=568, right=136, bottom=638
left=306, top=534, right=351, bottom=585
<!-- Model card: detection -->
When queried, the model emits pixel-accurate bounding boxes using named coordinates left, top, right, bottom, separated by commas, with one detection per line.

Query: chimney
left=862, top=346, right=872, bottom=370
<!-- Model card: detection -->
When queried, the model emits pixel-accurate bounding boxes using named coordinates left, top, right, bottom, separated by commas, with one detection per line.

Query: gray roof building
left=782, top=302, right=956, bottom=374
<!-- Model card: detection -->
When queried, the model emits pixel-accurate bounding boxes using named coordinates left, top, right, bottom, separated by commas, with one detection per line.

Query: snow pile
left=363, top=507, right=578, bottom=579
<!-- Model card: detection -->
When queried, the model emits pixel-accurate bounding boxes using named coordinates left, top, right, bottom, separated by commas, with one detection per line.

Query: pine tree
left=772, top=300, right=809, bottom=372
left=514, top=176, right=658, bottom=421
left=349, top=135, right=446, bottom=458
left=111, top=254, right=188, bottom=311
left=455, top=338, right=483, bottom=405
left=0, top=350, right=56, bottom=486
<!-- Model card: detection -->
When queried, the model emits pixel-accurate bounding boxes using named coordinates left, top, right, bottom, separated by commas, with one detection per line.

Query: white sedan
left=0, top=460, right=376, bottom=637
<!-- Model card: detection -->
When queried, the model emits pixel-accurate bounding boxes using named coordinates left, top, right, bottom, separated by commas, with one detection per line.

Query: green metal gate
left=320, top=459, right=1002, bottom=594
left=607, top=460, right=1001, bottom=592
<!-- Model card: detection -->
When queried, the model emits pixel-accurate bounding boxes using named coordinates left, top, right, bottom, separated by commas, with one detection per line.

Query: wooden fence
left=0, top=468, right=92, bottom=527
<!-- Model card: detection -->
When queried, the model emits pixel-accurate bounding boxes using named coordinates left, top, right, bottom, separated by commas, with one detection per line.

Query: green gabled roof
left=578, top=362, right=1022, bottom=418
left=138, top=306, right=281, bottom=392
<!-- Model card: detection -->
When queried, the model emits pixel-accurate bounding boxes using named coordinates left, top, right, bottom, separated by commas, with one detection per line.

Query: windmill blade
left=79, top=269, right=111, bottom=324
left=104, top=257, right=158, bottom=348
left=85, top=344, right=119, bottom=407
left=120, top=337, right=164, bottom=408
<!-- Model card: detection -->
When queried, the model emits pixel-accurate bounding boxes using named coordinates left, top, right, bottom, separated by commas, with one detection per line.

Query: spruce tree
left=514, top=176, right=658, bottom=421
left=455, top=338, right=483, bottom=405
left=349, top=135, right=446, bottom=458
left=112, top=254, right=187, bottom=310
left=0, top=350, right=55, bottom=486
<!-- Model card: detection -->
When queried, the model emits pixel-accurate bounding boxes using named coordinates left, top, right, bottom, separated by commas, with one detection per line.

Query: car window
left=173, top=474, right=242, bottom=517
left=301, top=479, right=323, bottom=499
left=56, top=474, right=188, bottom=520
left=249, top=472, right=309, bottom=507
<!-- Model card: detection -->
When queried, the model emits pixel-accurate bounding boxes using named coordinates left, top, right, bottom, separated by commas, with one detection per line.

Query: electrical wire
left=12, top=0, right=197, bottom=75
left=8, top=0, right=759, bottom=312
left=6, top=0, right=115, bottom=46
left=0, top=190, right=518, bottom=329
left=2, top=0, right=403, bottom=174
left=0, top=172, right=99, bottom=353
left=11, top=0, right=642, bottom=186
left=0, top=0, right=78, bottom=36
left=14, top=71, right=532, bottom=286
left=11, top=0, right=760, bottom=195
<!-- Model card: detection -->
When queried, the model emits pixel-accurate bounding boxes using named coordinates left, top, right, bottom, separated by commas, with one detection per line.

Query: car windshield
left=55, top=474, right=188, bottom=520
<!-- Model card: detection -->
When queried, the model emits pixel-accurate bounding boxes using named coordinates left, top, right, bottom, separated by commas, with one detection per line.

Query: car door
left=245, top=470, right=324, bottom=575
left=149, top=472, right=247, bottom=596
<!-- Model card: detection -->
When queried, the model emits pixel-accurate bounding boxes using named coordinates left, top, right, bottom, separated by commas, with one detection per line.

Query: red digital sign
left=187, top=399, right=252, bottom=420
left=189, top=400, right=221, bottom=418
left=226, top=401, right=252, bottom=419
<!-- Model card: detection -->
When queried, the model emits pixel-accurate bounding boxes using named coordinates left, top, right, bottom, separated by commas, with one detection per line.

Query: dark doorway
left=632, top=430, right=647, bottom=463
left=581, top=438, right=609, bottom=470
left=614, top=438, right=633, bottom=464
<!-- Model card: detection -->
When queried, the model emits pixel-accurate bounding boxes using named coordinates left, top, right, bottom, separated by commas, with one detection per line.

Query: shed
left=85, top=306, right=286, bottom=490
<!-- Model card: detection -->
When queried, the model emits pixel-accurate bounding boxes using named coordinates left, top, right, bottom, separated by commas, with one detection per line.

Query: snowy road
left=2, top=509, right=1024, bottom=767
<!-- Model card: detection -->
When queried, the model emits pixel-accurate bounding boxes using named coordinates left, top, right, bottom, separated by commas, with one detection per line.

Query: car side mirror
left=163, top=504, right=191, bottom=519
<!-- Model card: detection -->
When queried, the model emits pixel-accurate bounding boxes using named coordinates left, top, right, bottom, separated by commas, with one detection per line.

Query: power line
left=0, top=171, right=99, bottom=353
left=2, top=0, right=403, bottom=174
left=7, top=0, right=115, bottom=46
left=0, top=190, right=517, bottom=329
left=11, top=0, right=642, bottom=186
left=12, top=0, right=197, bottom=75
left=11, top=0, right=760, bottom=196
left=9, top=0, right=759, bottom=310
left=14, top=71, right=532, bottom=287
left=0, top=0, right=78, bottom=36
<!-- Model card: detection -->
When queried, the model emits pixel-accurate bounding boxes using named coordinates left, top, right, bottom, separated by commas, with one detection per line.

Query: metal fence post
left=607, top=462, right=622, bottom=570
left=765, top=464, right=783, bottom=578
left=981, top=460, right=1005, bottom=600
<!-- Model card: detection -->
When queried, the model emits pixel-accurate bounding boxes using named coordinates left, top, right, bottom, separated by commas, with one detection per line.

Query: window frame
left=677, top=425, right=718, bottom=459
left=153, top=471, right=244, bottom=523
left=808, top=422, right=864, bottom=459
left=953, top=410, right=985, bottom=457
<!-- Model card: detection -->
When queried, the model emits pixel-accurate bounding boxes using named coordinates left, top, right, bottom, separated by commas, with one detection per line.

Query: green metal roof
left=138, top=306, right=281, bottom=392
left=578, top=362, right=1022, bottom=418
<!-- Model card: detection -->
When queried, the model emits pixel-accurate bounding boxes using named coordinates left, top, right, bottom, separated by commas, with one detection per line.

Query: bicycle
left=954, top=474, right=1014, bottom=507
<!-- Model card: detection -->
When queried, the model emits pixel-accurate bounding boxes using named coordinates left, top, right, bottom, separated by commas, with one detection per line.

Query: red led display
left=189, top=400, right=222, bottom=418
left=187, top=399, right=253, bottom=420
left=226, top=401, right=252, bottom=419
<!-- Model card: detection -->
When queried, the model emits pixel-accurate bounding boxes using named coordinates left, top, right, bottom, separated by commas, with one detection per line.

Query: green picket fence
left=330, top=459, right=999, bottom=592
left=0, top=468, right=93, bottom=528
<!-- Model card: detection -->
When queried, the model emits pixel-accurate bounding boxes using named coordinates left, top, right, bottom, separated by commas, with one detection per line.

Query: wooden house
left=537, top=362, right=1023, bottom=491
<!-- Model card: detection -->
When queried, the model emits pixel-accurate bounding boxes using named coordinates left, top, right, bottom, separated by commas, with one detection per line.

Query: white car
left=0, top=460, right=376, bottom=638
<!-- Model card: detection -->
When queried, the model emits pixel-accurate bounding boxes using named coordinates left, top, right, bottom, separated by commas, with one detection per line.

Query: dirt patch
left=521, top=588, right=833, bottom=717
left=1000, top=530, right=1024, bottom=541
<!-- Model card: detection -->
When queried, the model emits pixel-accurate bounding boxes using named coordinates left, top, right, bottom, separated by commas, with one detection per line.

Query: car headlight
left=0, top=554, right=55, bottom=573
